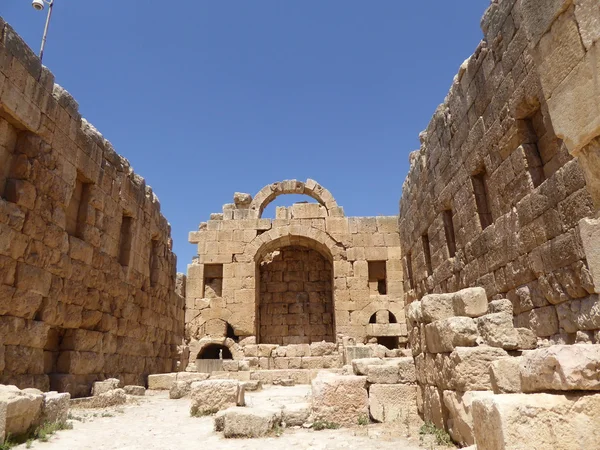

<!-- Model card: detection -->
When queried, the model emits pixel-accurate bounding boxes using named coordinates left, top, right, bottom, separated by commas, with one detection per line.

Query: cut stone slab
left=352, top=358, right=384, bottom=375
left=220, top=407, right=280, bottom=438
left=92, top=378, right=120, bottom=396
left=242, top=380, right=262, bottom=391
left=367, top=364, right=399, bottom=384
left=490, top=357, right=522, bottom=394
left=520, top=344, right=600, bottom=392
left=170, top=381, right=192, bottom=399
left=190, top=380, right=245, bottom=416
left=123, top=385, right=145, bottom=396
left=147, top=373, right=177, bottom=390
left=369, top=383, right=421, bottom=434
left=421, top=293, right=455, bottom=323
left=0, top=385, right=43, bottom=437
left=443, top=390, right=494, bottom=447
left=454, top=287, right=489, bottom=317
left=311, top=372, right=369, bottom=427
left=390, top=357, right=417, bottom=384
left=476, top=313, right=520, bottom=350
left=425, top=317, right=478, bottom=353
left=445, top=347, right=509, bottom=391
left=40, top=392, right=70, bottom=424
left=344, top=346, right=373, bottom=364
left=0, top=400, right=6, bottom=445
left=473, top=393, right=600, bottom=450
left=282, top=402, right=310, bottom=426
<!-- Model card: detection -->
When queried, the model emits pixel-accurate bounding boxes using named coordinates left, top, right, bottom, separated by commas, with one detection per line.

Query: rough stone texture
left=123, top=385, right=145, bottom=396
left=40, top=391, right=70, bottom=424
left=281, top=402, right=310, bottom=426
left=399, top=0, right=600, bottom=348
left=311, top=372, right=369, bottom=427
left=520, top=344, right=600, bottom=392
left=186, top=179, right=406, bottom=347
left=368, top=384, right=421, bottom=432
left=446, top=347, right=509, bottom=391
left=0, top=384, right=42, bottom=436
left=0, top=400, right=6, bottom=445
left=477, top=313, right=520, bottom=350
left=91, top=378, right=120, bottom=396
left=352, top=358, right=385, bottom=375
left=0, top=21, right=185, bottom=396
left=425, top=317, right=478, bottom=353
left=490, top=357, right=522, bottom=394
left=189, top=380, right=245, bottom=415
left=443, top=390, right=495, bottom=447
left=220, top=407, right=280, bottom=438
left=169, top=381, right=192, bottom=399
left=472, top=393, right=600, bottom=450
left=366, top=364, right=399, bottom=384
left=147, top=373, right=177, bottom=390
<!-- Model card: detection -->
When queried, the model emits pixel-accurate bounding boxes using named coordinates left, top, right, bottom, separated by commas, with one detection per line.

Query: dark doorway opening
left=197, top=344, right=232, bottom=360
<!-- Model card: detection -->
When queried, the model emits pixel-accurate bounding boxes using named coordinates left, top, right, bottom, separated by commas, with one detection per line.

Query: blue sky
left=2, top=1, right=488, bottom=272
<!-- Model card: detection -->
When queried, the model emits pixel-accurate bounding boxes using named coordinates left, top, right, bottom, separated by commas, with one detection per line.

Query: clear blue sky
left=2, top=1, right=488, bottom=272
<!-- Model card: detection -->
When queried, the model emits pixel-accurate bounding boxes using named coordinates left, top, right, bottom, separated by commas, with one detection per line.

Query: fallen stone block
left=0, top=385, right=43, bottom=437
left=425, top=317, right=478, bottom=353
left=242, top=380, right=261, bottom=391
left=190, top=380, right=245, bottom=416
left=147, top=373, right=177, bottom=390
left=516, top=328, right=537, bottom=350
left=472, top=393, right=600, bottom=450
left=71, top=388, right=127, bottom=409
left=521, top=344, right=600, bottom=392
left=176, top=372, right=210, bottom=383
left=92, top=378, right=120, bottom=396
left=421, top=293, right=455, bottom=322
left=282, top=402, right=310, bottom=426
left=220, top=407, right=280, bottom=438
left=369, top=384, right=421, bottom=434
left=476, top=313, right=519, bottom=350
left=488, top=299, right=513, bottom=315
left=123, top=385, right=145, bottom=396
left=490, top=358, right=522, bottom=394
left=454, top=287, right=489, bottom=317
left=443, top=390, right=494, bottom=447
left=311, top=372, right=369, bottom=427
left=352, top=358, right=384, bottom=375
left=170, top=381, right=192, bottom=399
left=445, top=347, right=509, bottom=391
left=40, top=392, right=70, bottom=424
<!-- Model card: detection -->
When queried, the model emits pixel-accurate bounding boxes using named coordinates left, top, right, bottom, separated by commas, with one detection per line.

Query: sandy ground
left=18, top=386, right=426, bottom=450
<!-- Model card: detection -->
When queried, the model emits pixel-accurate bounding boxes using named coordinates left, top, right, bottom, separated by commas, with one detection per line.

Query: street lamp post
left=32, top=0, right=55, bottom=62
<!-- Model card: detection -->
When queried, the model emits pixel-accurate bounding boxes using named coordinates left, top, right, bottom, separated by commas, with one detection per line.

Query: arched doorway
left=257, top=243, right=334, bottom=345
left=197, top=344, right=233, bottom=360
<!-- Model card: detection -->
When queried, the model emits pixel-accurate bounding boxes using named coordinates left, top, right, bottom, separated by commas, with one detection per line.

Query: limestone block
left=386, top=357, right=417, bottom=383
left=425, top=317, right=478, bottom=353
left=257, top=344, right=277, bottom=357
left=446, top=347, right=509, bottom=391
left=454, top=287, right=489, bottom=317
left=406, top=300, right=423, bottom=326
left=488, top=299, right=513, bottom=315
left=286, top=344, right=310, bottom=357
left=521, top=344, right=600, bottom=392
left=421, top=293, right=455, bottom=322
left=369, top=384, right=421, bottom=432
left=422, top=385, right=448, bottom=430
left=281, top=402, right=310, bottom=426
left=91, top=378, right=120, bottom=396
left=520, top=0, right=573, bottom=44
left=580, top=218, right=600, bottom=293
left=344, top=345, right=373, bottom=363
left=221, top=407, right=280, bottom=438
left=472, top=393, right=600, bottom=450
left=40, top=392, right=70, bottom=424
left=170, top=381, right=192, bottom=399
left=311, top=372, right=369, bottom=427
left=177, top=372, right=210, bottom=383
left=222, top=360, right=239, bottom=372
left=367, top=364, right=399, bottom=384
left=516, top=328, right=537, bottom=350
left=476, top=313, right=519, bottom=350
left=147, top=373, right=177, bottom=390
left=0, top=400, right=5, bottom=445
left=241, top=380, right=261, bottom=392
left=309, top=341, right=336, bottom=356
left=443, top=390, right=495, bottom=447
left=352, top=358, right=384, bottom=375
left=123, top=385, right=145, bottom=396
left=190, top=380, right=245, bottom=415
left=301, top=356, right=324, bottom=369
left=0, top=385, right=42, bottom=436
left=490, top=357, right=522, bottom=394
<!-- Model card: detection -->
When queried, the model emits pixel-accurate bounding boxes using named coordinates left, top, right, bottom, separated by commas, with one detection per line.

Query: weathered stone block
left=369, top=384, right=420, bottom=430
left=473, top=393, right=600, bottom=450
left=190, top=380, right=245, bottom=415
left=220, top=407, right=280, bottom=438
left=147, top=373, right=177, bottom=390
left=425, top=317, right=479, bottom=353
left=40, top=392, right=70, bottom=424
left=282, top=402, right=310, bottom=426
left=454, top=287, right=489, bottom=317
left=311, top=372, right=369, bottom=427
left=0, top=385, right=42, bottom=437
left=91, top=378, right=120, bottom=396
left=352, top=357, right=384, bottom=375
left=123, top=385, right=145, bottom=396
left=367, top=364, right=399, bottom=384
left=490, top=357, right=522, bottom=394
left=476, top=313, right=520, bottom=350
left=521, top=344, right=600, bottom=392
left=446, top=347, right=509, bottom=391
left=443, top=390, right=495, bottom=447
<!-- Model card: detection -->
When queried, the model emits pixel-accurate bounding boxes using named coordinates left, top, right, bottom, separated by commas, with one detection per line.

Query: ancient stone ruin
left=1, top=0, right=600, bottom=448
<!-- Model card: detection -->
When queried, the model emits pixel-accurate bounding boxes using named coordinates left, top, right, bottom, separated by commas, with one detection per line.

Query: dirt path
left=18, top=387, right=425, bottom=450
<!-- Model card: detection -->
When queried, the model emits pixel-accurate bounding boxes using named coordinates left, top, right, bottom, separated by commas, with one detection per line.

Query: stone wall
left=259, top=246, right=334, bottom=345
left=398, top=0, right=600, bottom=342
left=186, top=179, right=406, bottom=346
left=0, top=17, right=185, bottom=396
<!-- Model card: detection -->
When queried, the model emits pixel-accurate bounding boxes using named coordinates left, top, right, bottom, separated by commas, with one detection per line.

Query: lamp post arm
left=39, top=0, right=54, bottom=62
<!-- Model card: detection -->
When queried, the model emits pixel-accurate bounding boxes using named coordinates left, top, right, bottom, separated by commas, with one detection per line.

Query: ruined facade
left=399, top=0, right=600, bottom=342
left=0, top=17, right=185, bottom=396
left=185, top=180, right=405, bottom=365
